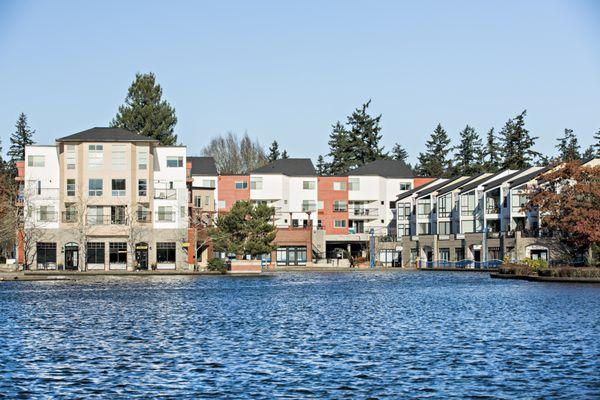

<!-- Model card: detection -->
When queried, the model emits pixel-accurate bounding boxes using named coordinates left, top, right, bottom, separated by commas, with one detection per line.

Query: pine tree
left=346, top=100, right=386, bottom=168
left=483, top=128, right=501, bottom=172
left=391, top=143, right=409, bottom=163
left=111, top=72, right=178, bottom=145
left=326, top=121, right=353, bottom=175
left=8, top=113, right=35, bottom=174
left=267, top=140, right=280, bottom=162
left=555, top=128, right=580, bottom=161
left=281, top=150, right=289, bottom=159
left=417, top=124, right=452, bottom=177
left=453, top=125, right=484, bottom=176
left=499, top=110, right=540, bottom=170
left=0, top=137, right=5, bottom=173
left=316, top=155, right=328, bottom=175
left=593, top=129, right=600, bottom=157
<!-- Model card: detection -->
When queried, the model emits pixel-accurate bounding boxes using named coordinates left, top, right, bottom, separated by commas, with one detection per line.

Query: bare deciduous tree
left=201, top=132, right=267, bottom=174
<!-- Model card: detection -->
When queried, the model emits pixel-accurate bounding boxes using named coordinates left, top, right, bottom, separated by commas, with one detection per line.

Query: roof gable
left=189, top=156, right=218, bottom=176
left=348, top=159, right=414, bottom=178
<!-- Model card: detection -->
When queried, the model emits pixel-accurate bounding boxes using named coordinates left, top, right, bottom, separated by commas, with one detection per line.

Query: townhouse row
left=17, top=127, right=433, bottom=270
left=392, top=159, right=600, bottom=267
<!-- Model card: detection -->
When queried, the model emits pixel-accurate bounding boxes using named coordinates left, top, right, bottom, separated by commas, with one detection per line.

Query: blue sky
left=0, top=0, right=599, bottom=164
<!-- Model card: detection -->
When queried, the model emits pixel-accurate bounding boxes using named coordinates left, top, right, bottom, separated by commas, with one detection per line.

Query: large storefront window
left=276, top=246, right=307, bottom=266
left=109, top=242, right=127, bottom=265
left=157, top=242, right=176, bottom=263
left=378, top=249, right=400, bottom=266
left=87, top=242, right=105, bottom=264
left=36, top=242, right=57, bottom=269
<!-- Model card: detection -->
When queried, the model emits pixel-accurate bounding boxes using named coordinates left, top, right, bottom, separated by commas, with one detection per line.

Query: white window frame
left=88, top=145, right=104, bottom=169
left=66, top=145, right=76, bottom=169
left=111, top=144, right=126, bottom=170
left=28, top=155, right=45, bottom=167
left=166, top=156, right=184, bottom=168
left=88, top=179, right=103, bottom=196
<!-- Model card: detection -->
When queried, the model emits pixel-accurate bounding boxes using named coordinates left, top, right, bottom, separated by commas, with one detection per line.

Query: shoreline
left=490, top=273, right=600, bottom=284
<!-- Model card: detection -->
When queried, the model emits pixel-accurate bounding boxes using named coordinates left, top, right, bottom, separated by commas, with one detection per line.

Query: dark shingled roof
left=396, top=179, right=445, bottom=201
left=436, top=175, right=476, bottom=195
left=188, top=156, right=218, bottom=176
left=348, top=159, right=414, bottom=178
left=483, top=169, right=524, bottom=191
left=457, top=172, right=500, bottom=194
left=416, top=176, right=464, bottom=198
left=509, top=165, right=553, bottom=189
left=251, top=158, right=317, bottom=176
left=56, top=127, right=157, bottom=142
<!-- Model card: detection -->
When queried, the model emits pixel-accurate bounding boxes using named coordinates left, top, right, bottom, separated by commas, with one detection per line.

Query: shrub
left=521, top=257, right=548, bottom=271
left=207, top=258, right=228, bottom=273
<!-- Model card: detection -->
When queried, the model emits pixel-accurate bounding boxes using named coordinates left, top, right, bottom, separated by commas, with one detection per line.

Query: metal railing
left=352, top=208, right=378, bottom=217
left=420, top=259, right=503, bottom=269
left=154, top=189, right=177, bottom=200
left=86, top=215, right=128, bottom=226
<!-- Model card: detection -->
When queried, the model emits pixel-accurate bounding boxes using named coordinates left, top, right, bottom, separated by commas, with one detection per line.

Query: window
left=137, top=148, right=148, bottom=170
left=438, top=221, right=451, bottom=235
left=137, top=203, right=150, bottom=222
left=417, top=200, right=431, bottom=217
left=461, top=193, right=476, bottom=216
left=439, top=248, right=450, bottom=262
left=27, top=155, right=45, bottom=167
left=136, top=180, right=146, bottom=197
left=38, top=205, right=56, bottom=222
left=87, top=206, right=104, bottom=225
left=111, top=206, right=126, bottom=225
left=109, top=242, right=127, bottom=264
left=461, top=219, right=476, bottom=233
left=334, top=220, right=347, bottom=228
left=88, top=145, right=103, bottom=168
left=235, top=181, right=248, bottom=190
left=36, top=243, right=57, bottom=268
left=348, top=178, right=360, bottom=191
left=204, top=196, right=210, bottom=206
left=201, top=179, right=216, bottom=188
left=302, top=200, right=316, bottom=212
left=167, top=156, right=183, bottom=168
left=250, top=178, right=263, bottom=190
left=455, top=248, right=465, bottom=261
left=511, top=193, right=528, bottom=212
left=66, top=179, right=76, bottom=197
left=112, top=144, right=126, bottom=170
left=379, top=249, right=400, bottom=266
left=88, top=179, right=102, bottom=196
left=317, top=201, right=324, bottom=210
left=303, top=181, right=315, bottom=190
left=218, top=200, right=226, bottom=209
left=194, top=196, right=202, bottom=207
left=399, top=203, right=412, bottom=218
left=111, top=179, right=126, bottom=196
left=66, top=145, right=76, bottom=169
left=333, top=200, right=347, bottom=212
left=87, top=242, right=105, bottom=264
left=438, top=194, right=451, bottom=218
left=418, top=223, right=430, bottom=235
left=37, top=180, right=41, bottom=195
left=333, top=181, right=347, bottom=191
left=157, top=206, right=174, bottom=222
left=157, top=242, right=176, bottom=263
left=399, top=182, right=412, bottom=191
left=63, top=203, right=77, bottom=222
left=398, top=224, right=410, bottom=237
left=488, top=247, right=501, bottom=261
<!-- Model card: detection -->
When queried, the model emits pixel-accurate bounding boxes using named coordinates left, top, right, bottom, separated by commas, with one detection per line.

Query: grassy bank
left=498, top=264, right=600, bottom=279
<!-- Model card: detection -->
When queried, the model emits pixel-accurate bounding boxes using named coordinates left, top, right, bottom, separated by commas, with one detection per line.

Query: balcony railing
left=137, top=210, right=152, bottom=223
left=486, top=206, right=500, bottom=214
left=62, top=211, right=78, bottom=223
left=154, top=189, right=177, bottom=200
left=352, top=208, right=378, bottom=217
left=86, top=215, right=128, bottom=226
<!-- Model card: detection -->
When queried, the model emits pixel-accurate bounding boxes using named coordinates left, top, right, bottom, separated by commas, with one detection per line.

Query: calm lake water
left=0, top=271, right=598, bottom=398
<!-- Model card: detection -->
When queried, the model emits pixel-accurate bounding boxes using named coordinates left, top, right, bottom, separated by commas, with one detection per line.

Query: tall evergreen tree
left=499, top=110, right=540, bottom=170
left=346, top=100, right=386, bottom=168
left=391, top=143, right=409, bottom=163
left=267, top=140, right=280, bottom=162
left=555, top=128, right=580, bottom=161
left=316, top=155, right=327, bottom=175
left=111, top=72, right=178, bottom=145
left=593, top=129, right=600, bottom=157
left=453, top=125, right=484, bottom=175
left=8, top=113, right=35, bottom=174
left=483, top=128, right=501, bottom=172
left=0, top=137, right=5, bottom=173
left=417, top=124, right=452, bottom=177
left=281, top=150, right=289, bottom=159
left=326, top=121, right=353, bottom=175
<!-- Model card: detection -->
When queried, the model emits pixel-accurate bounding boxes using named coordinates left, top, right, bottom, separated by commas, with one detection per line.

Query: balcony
left=136, top=210, right=152, bottom=223
left=351, top=208, right=378, bottom=217
left=61, top=211, right=78, bottom=223
left=486, top=206, right=500, bottom=214
left=86, top=215, right=128, bottom=226
left=154, top=189, right=177, bottom=200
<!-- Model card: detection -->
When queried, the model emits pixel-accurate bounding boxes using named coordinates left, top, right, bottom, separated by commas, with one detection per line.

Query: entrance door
left=135, top=243, right=149, bottom=270
left=64, top=243, right=79, bottom=270
left=473, top=249, right=481, bottom=262
left=351, top=220, right=365, bottom=234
